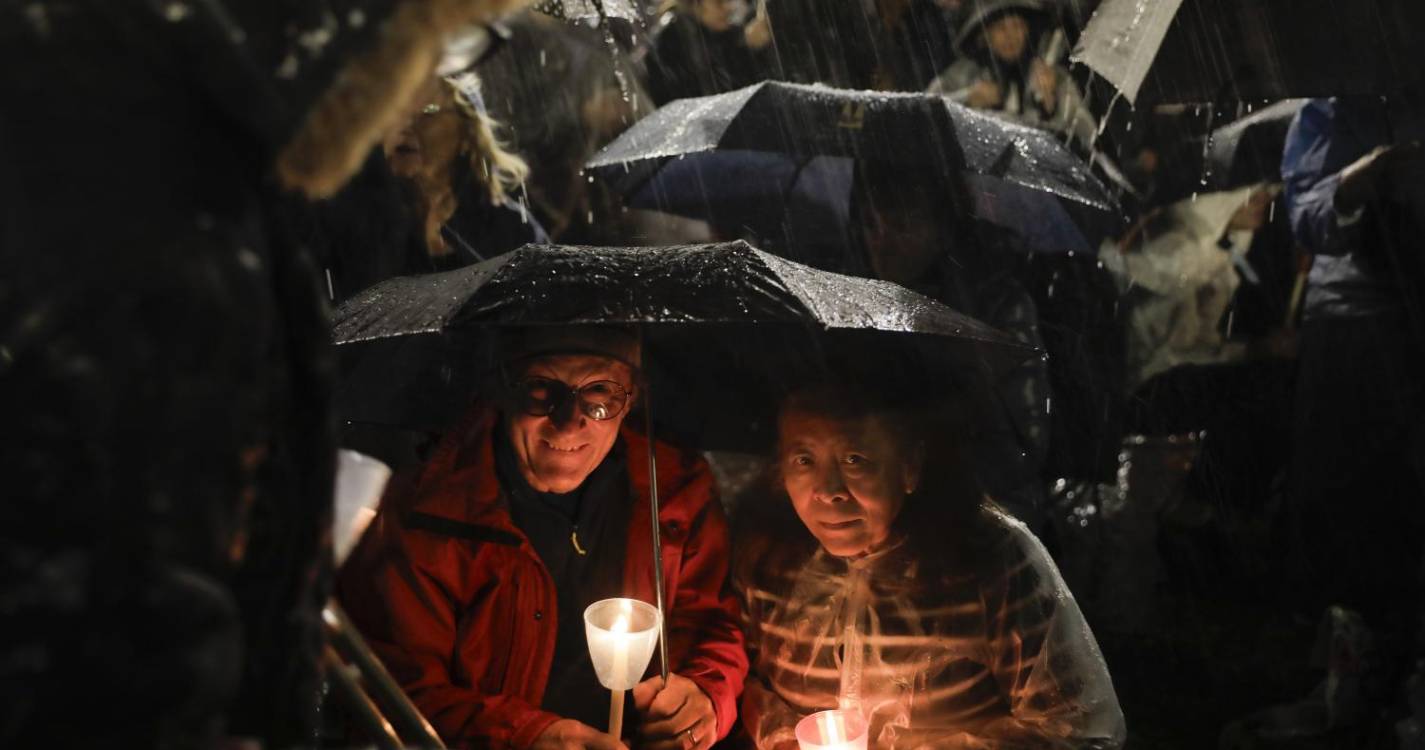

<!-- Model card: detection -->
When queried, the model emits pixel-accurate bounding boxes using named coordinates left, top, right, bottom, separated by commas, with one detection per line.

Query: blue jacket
left=1282, top=97, right=1425, bottom=319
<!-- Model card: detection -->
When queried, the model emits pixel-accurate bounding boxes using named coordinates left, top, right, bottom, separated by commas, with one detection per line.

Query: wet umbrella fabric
left=585, top=81, right=1118, bottom=255
left=1204, top=99, right=1307, bottom=191
left=334, top=241, right=1034, bottom=448
left=535, top=0, right=640, bottom=24
left=1072, top=0, right=1425, bottom=104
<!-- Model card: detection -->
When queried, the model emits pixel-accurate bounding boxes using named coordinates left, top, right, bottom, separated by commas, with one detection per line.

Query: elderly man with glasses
left=338, top=326, right=747, bottom=750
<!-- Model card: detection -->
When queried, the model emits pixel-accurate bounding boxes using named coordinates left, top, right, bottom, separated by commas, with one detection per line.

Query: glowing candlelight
left=795, top=709, right=868, bottom=750
left=585, top=598, right=661, bottom=741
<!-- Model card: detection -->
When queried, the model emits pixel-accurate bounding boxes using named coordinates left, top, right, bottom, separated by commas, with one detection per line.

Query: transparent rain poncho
left=737, top=507, right=1126, bottom=749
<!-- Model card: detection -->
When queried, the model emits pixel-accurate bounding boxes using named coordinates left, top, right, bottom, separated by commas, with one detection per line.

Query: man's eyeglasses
left=510, top=377, right=632, bottom=422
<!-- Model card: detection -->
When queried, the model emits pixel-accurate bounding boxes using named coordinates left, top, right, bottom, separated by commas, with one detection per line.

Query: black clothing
left=764, top=0, right=881, bottom=89
left=445, top=191, right=552, bottom=263
left=1, top=2, right=348, bottom=745
left=646, top=12, right=764, bottom=105
left=1287, top=314, right=1425, bottom=629
left=494, top=430, right=633, bottom=729
left=878, top=0, right=959, bottom=90
left=302, top=151, right=428, bottom=303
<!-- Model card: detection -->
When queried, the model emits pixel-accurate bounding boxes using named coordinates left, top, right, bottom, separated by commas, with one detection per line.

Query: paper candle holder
left=795, top=709, right=869, bottom=750
left=584, top=598, right=661, bottom=691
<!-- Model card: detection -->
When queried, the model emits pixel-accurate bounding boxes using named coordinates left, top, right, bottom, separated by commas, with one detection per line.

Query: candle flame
left=612, top=613, right=630, bottom=634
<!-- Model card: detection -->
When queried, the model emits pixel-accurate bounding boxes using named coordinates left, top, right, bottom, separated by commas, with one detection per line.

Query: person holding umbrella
left=850, top=163, right=1052, bottom=529
left=1280, top=96, right=1425, bottom=704
left=382, top=71, right=549, bottom=270
left=927, top=0, right=1095, bottom=147
left=338, top=326, right=747, bottom=750
left=736, top=374, right=1126, bottom=749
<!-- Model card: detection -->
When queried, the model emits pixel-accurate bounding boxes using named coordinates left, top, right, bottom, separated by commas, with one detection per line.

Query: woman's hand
left=744, top=1, right=772, bottom=50
left=632, top=674, right=716, bottom=750
left=1030, top=60, right=1059, bottom=114
left=532, top=718, right=626, bottom=750
left=966, top=79, right=1004, bottom=109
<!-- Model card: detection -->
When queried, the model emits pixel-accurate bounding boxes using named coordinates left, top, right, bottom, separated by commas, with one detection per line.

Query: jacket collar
left=401, top=401, right=701, bottom=532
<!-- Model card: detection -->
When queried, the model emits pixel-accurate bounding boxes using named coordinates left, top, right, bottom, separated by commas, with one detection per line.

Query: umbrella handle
left=642, top=327, right=671, bottom=685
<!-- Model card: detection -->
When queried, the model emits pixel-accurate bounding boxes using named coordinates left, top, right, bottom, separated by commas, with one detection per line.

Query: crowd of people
left=4, top=0, right=1423, bottom=748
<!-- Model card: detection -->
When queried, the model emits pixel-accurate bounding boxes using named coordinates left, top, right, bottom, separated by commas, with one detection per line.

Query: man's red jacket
left=338, top=405, right=748, bottom=749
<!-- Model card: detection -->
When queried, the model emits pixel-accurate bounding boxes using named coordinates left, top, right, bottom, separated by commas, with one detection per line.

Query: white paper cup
left=584, top=598, right=661, bottom=691
left=333, top=449, right=391, bottom=565
left=795, top=709, right=868, bottom=750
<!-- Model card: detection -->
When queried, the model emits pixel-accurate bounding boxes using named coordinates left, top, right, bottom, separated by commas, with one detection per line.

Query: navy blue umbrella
left=587, top=81, right=1119, bottom=256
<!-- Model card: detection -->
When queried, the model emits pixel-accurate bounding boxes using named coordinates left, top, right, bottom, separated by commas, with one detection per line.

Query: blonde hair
left=276, top=0, right=532, bottom=199
left=414, top=74, right=531, bottom=255
left=446, top=73, right=530, bottom=206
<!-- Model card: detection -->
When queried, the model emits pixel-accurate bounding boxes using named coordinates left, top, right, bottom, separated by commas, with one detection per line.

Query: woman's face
left=693, top=0, right=743, bottom=32
left=984, top=13, right=1029, bottom=63
left=855, top=182, right=946, bottom=286
left=778, top=406, right=921, bottom=558
left=383, top=85, right=465, bottom=180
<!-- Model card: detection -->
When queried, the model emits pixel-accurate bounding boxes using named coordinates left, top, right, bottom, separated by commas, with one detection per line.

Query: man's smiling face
left=505, top=354, right=637, bottom=493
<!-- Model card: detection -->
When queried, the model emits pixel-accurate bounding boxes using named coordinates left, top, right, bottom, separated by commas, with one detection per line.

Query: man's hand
left=744, top=0, right=772, bottom=50
left=632, top=674, right=716, bottom=750
left=1030, top=59, right=1059, bottom=114
left=532, top=718, right=626, bottom=750
left=966, top=79, right=1004, bottom=109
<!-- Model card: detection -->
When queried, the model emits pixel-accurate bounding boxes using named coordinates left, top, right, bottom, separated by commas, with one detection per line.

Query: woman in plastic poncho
left=735, top=380, right=1126, bottom=749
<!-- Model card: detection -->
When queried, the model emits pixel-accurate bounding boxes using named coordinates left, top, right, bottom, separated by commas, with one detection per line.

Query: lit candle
left=585, top=598, right=661, bottom=741
left=795, top=709, right=868, bottom=750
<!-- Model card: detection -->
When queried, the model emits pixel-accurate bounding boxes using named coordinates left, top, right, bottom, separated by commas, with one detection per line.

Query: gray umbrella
left=1204, top=99, right=1307, bottom=190
left=1072, top=0, right=1425, bottom=104
left=335, top=240, right=1033, bottom=683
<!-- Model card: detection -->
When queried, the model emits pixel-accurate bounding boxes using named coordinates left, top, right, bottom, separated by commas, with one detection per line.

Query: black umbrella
left=1203, top=99, right=1306, bottom=190
left=1072, top=0, right=1425, bottom=104
left=335, top=242, right=1032, bottom=436
left=334, top=240, right=1032, bottom=684
left=585, top=81, right=1119, bottom=255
